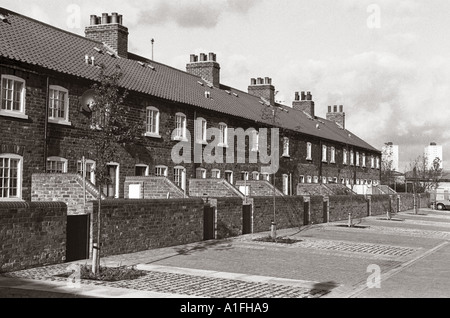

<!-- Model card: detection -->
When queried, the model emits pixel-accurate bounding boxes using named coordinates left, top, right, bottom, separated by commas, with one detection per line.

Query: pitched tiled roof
left=0, top=7, right=379, bottom=153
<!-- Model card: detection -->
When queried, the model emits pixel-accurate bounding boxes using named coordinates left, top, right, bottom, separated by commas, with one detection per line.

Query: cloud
left=138, top=0, right=260, bottom=28
left=276, top=50, right=450, bottom=170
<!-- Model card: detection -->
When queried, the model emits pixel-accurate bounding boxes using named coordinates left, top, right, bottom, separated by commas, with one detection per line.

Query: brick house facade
left=0, top=8, right=381, bottom=203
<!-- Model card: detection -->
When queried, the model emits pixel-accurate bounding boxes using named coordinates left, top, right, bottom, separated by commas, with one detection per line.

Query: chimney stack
left=186, top=52, right=221, bottom=88
left=326, top=104, right=346, bottom=129
left=292, top=91, right=315, bottom=118
left=248, top=77, right=275, bottom=105
left=85, top=12, right=129, bottom=58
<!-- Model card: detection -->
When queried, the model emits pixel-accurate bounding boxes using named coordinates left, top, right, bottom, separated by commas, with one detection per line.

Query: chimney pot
left=102, top=13, right=109, bottom=24
left=118, top=15, right=123, bottom=25
left=295, top=92, right=300, bottom=101
left=199, top=53, right=207, bottom=61
left=265, top=77, right=270, bottom=85
left=334, top=105, right=338, bottom=112
left=328, top=106, right=332, bottom=113
left=208, top=52, right=216, bottom=61
left=257, top=78, right=263, bottom=84
left=190, top=54, right=197, bottom=63
left=251, top=78, right=257, bottom=85
left=90, top=15, right=98, bottom=25
left=307, top=92, right=312, bottom=101
left=301, top=92, right=306, bottom=101
left=111, top=12, right=119, bottom=24
left=339, top=105, right=343, bottom=112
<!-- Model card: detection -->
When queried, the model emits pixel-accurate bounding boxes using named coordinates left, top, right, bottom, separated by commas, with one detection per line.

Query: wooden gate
left=323, top=200, right=329, bottom=223
left=66, top=215, right=90, bottom=262
left=303, top=201, right=310, bottom=226
left=203, top=205, right=215, bottom=241
left=242, top=204, right=252, bottom=235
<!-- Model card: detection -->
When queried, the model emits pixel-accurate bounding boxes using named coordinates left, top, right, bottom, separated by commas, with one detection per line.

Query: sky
left=2, top=0, right=450, bottom=172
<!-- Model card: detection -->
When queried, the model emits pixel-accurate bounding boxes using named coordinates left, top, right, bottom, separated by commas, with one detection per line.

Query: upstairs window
left=196, top=118, right=207, bottom=143
left=371, top=156, right=375, bottom=169
left=356, top=152, right=360, bottom=167
left=251, top=129, right=259, bottom=152
left=322, top=145, right=328, bottom=163
left=376, top=157, right=381, bottom=169
left=306, top=142, right=312, bottom=161
left=145, top=107, right=160, bottom=137
left=350, top=151, right=354, bottom=166
left=219, top=123, right=228, bottom=147
left=362, top=153, right=366, bottom=167
left=343, top=149, right=348, bottom=165
left=282, top=138, right=290, bottom=157
left=1, top=75, right=26, bottom=118
left=282, top=174, right=289, bottom=195
left=330, top=147, right=336, bottom=164
left=155, top=165, right=168, bottom=177
left=0, top=154, right=22, bottom=200
left=173, top=113, right=187, bottom=141
left=48, top=86, right=70, bottom=125
left=47, top=157, right=68, bottom=174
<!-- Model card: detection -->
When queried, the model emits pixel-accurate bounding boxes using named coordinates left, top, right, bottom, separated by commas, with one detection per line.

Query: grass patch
left=253, top=236, right=302, bottom=244
left=57, top=265, right=147, bottom=282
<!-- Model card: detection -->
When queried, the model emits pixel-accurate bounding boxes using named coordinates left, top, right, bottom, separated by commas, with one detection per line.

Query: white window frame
left=251, top=129, right=259, bottom=152
left=219, top=123, right=228, bottom=147
left=282, top=137, right=290, bottom=157
left=371, top=156, right=375, bottom=169
left=282, top=174, right=289, bottom=195
left=174, top=166, right=186, bottom=191
left=299, top=175, right=305, bottom=184
left=376, top=157, right=381, bottom=169
left=356, top=152, right=360, bottom=167
left=306, top=142, right=312, bottom=161
left=0, top=154, right=23, bottom=201
left=350, top=151, right=354, bottom=166
left=155, top=165, right=168, bottom=177
left=195, top=117, right=207, bottom=144
left=173, top=112, right=187, bottom=141
left=362, top=153, right=366, bottom=167
left=308, top=176, right=314, bottom=184
left=135, top=164, right=149, bottom=177
left=145, top=106, right=160, bottom=138
left=196, top=168, right=207, bottom=179
left=225, top=170, right=234, bottom=184
left=77, top=159, right=96, bottom=184
left=104, top=162, right=120, bottom=199
left=343, top=149, right=348, bottom=165
left=330, top=147, right=336, bottom=164
left=211, top=169, right=221, bottom=179
left=313, top=176, right=318, bottom=184
left=47, top=157, right=68, bottom=174
left=48, top=85, right=71, bottom=125
left=0, top=75, right=27, bottom=119
left=322, top=145, right=328, bottom=163
left=322, top=176, right=327, bottom=184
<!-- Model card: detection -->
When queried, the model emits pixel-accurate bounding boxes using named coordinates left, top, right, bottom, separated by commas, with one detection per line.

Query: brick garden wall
left=0, top=202, right=67, bottom=273
left=86, top=198, right=204, bottom=257
left=215, top=197, right=245, bottom=239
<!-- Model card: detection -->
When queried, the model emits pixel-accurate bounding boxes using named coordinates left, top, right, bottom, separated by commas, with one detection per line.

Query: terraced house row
left=0, top=8, right=381, bottom=205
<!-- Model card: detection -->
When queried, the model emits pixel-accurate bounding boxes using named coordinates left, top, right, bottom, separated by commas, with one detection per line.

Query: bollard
left=387, top=210, right=391, bottom=220
left=92, top=243, right=98, bottom=275
left=270, top=222, right=277, bottom=241
left=348, top=213, right=352, bottom=228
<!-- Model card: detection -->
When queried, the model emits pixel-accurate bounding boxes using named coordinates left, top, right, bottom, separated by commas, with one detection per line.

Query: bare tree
left=88, top=65, right=143, bottom=274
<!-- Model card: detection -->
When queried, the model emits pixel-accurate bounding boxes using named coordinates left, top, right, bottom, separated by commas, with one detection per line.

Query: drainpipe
left=43, top=76, right=50, bottom=172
